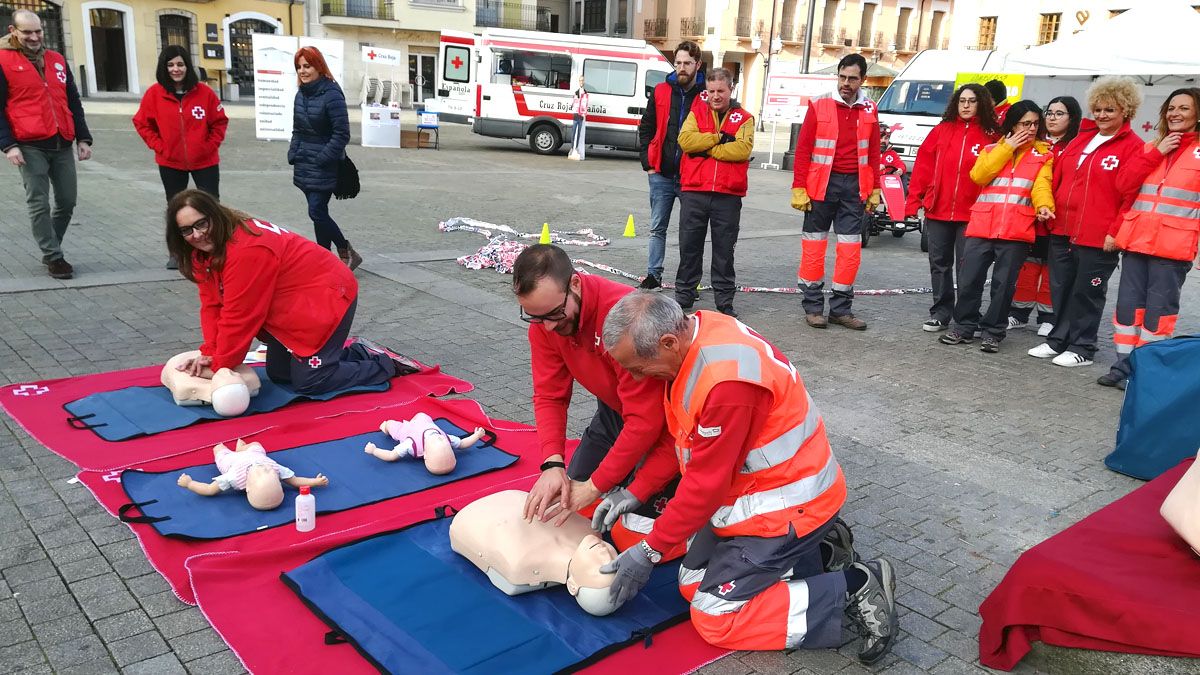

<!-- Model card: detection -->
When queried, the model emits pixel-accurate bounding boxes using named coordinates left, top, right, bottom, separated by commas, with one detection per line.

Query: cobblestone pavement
left=1, top=110, right=1197, bottom=675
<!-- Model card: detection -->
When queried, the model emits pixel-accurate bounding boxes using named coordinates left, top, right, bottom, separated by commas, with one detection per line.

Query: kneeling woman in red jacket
left=165, top=189, right=410, bottom=394
left=938, top=100, right=1055, bottom=353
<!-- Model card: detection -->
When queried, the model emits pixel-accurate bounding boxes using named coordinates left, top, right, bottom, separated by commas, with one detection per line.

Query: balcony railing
left=735, top=16, right=752, bottom=37
left=644, top=17, right=667, bottom=38
left=476, top=1, right=549, bottom=31
left=779, top=19, right=793, bottom=40
left=322, top=0, right=394, bottom=20
left=410, top=0, right=461, bottom=7
left=680, top=16, right=702, bottom=37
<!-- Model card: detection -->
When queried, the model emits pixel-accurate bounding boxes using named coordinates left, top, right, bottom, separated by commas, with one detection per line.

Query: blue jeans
left=304, top=189, right=347, bottom=250
left=647, top=172, right=682, bottom=278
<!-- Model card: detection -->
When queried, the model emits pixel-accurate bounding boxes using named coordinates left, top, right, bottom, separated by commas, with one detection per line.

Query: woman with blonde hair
left=1027, top=76, right=1145, bottom=368
left=1098, top=88, right=1200, bottom=389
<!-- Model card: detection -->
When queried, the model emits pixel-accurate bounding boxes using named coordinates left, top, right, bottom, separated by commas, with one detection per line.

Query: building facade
left=633, top=0, right=953, bottom=119
left=948, top=1, right=1197, bottom=52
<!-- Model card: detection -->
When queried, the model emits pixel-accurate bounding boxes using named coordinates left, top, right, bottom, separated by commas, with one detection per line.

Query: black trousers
left=1046, top=235, right=1073, bottom=327
left=951, top=237, right=1029, bottom=340
left=675, top=191, right=742, bottom=310
left=260, top=299, right=395, bottom=395
left=159, top=164, right=220, bottom=201
left=1108, top=252, right=1191, bottom=379
left=925, top=219, right=967, bottom=323
left=802, top=172, right=863, bottom=317
left=1045, top=244, right=1119, bottom=358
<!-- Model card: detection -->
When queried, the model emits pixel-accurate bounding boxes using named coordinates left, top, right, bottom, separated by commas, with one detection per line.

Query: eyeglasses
left=959, top=98, right=978, bottom=105
left=178, top=218, right=211, bottom=238
left=1044, top=111, right=1068, bottom=119
left=519, top=291, right=570, bottom=323
left=1016, top=120, right=1039, bottom=128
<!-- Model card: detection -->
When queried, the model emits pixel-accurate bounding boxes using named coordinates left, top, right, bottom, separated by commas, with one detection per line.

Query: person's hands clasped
left=6, top=147, right=24, bottom=167
left=1004, top=126, right=1035, bottom=150
left=523, top=464, right=570, bottom=524
left=600, top=543, right=654, bottom=605
left=590, top=487, right=641, bottom=533
left=177, top=354, right=213, bottom=377
left=1158, top=132, right=1183, bottom=156
left=1037, top=207, right=1055, bottom=222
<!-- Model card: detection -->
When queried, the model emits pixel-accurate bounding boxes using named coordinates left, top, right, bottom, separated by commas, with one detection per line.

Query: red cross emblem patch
left=1193, top=147, right=1200, bottom=159
left=699, top=90, right=709, bottom=102
left=729, top=112, right=743, bottom=124
left=1091, top=277, right=1103, bottom=287
left=717, top=581, right=736, bottom=596
left=653, top=497, right=669, bottom=513
left=1100, top=155, right=1119, bottom=170
left=308, top=356, right=323, bottom=368
left=862, top=99, right=875, bottom=114
left=971, top=143, right=981, bottom=156
left=11, top=384, right=49, bottom=396
left=192, top=106, right=206, bottom=120
left=56, top=71, right=66, bottom=83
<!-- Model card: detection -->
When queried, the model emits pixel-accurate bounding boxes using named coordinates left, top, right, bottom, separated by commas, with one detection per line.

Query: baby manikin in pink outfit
left=364, top=412, right=486, bottom=475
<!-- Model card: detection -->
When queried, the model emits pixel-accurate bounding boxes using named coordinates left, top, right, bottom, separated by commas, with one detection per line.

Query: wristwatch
left=539, top=460, right=566, bottom=472
left=639, top=539, right=663, bottom=564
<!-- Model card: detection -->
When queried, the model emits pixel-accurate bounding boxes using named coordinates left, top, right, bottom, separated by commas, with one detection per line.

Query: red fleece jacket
left=196, top=219, right=355, bottom=371
left=528, top=274, right=669, bottom=492
left=906, top=117, right=998, bottom=221
left=1050, top=122, right=1146, bottom=247
left=133, top=83, right=227, bottom=171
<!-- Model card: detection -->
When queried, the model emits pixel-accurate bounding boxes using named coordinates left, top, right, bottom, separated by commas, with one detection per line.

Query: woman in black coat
left=288, top=46, right=360, bottom=269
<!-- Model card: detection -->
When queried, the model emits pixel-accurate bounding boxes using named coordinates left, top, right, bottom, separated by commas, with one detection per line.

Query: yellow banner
left=953, top=72, right=1026, bottom=106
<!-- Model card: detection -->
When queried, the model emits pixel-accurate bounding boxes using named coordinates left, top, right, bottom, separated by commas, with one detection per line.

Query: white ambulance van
left=430, top=28, right=672, bottom=155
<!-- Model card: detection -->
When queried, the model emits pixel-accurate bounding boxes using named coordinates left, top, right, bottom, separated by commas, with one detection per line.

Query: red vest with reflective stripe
left=1114, top=140, right=1200, bottom=261
left=964, top=144, right=1049, bottom=243
left=679, top=100, right=753, bottom=196
left=0, top=49, right=75, bottom=143
left=667, top=311, right=846, bottom=539
left=646, top=83, right=674, bottom=173
left=806, top=96, right=876, bottom=201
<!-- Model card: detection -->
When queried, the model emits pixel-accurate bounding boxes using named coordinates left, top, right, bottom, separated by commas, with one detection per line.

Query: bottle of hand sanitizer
left=295, top=486, right=315, bottom=532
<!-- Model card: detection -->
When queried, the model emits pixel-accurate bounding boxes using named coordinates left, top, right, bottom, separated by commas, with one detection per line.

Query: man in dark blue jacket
left=636, top=41, right=704, bottom=291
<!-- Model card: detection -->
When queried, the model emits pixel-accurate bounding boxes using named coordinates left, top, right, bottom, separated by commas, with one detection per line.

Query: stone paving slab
left=0, top=111, right=1197, bottom=674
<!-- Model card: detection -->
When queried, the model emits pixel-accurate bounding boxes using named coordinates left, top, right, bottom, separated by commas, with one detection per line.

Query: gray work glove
left=591, top=487, right=641, bottom=533
left=600, top=542, right=654, bottom=605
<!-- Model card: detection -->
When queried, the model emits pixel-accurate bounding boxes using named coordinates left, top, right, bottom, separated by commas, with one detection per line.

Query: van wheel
left=529, top=124, right=562, bottom=155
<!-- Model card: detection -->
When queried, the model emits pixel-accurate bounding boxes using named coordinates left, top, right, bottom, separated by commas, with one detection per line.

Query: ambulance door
left=580, top=57, right=641, bottom=149
left=435, top=30, right=476, bottom=122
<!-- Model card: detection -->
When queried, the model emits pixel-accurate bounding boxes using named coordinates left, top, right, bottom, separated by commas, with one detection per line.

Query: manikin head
left=565, top=534, right=621, bottom=616
left=421, top=430, right=457, bottom=475
left=239, top=440, right=284, bottom=510
left=210, top=368, right=251, bottom=417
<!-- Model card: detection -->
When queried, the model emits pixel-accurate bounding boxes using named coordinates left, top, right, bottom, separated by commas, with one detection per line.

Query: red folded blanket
left=979, top=459, right=1200, bottom=670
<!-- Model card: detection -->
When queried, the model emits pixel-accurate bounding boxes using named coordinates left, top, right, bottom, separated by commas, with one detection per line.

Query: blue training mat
left=1105, top=336, right=1200, bottom=480
left=282, top=516, right=689, bottom=675
left=118, top=419, right=516, bottom=539
left=63, top=373, right=390, bottom=441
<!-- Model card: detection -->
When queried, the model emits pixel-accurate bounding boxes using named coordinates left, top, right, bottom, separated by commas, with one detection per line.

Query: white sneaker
left=1037, top=322, right=1054, bottom=337
left=1052, top=350, right=1093, bottom=367
left=1007, top=316, right=1024, bottom=330
left=1028, top=343, right=1060, bottom=359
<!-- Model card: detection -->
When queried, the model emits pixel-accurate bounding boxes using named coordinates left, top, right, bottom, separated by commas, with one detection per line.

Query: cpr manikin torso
left=161, top=350, right=261, bottom=417
left=449, top=490, right=624, bottom=616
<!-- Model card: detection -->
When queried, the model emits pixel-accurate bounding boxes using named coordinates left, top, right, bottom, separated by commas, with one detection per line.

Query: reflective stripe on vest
left=681, top=343, right=762, bottom=415
left=692, top=589, right=747, bottom=616
left=1132, top=200, right=1200, bottom=219
left=976, top=193, right=1033, bottom=206
left=710, top=453, right=841, bottom=529
left=742, top=393, right=820, bottom=473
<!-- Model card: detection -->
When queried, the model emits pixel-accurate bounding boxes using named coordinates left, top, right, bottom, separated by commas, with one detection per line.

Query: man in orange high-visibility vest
left=594, top=291, right=898, bottom=663
left=791, top=53, right=881, bottom=330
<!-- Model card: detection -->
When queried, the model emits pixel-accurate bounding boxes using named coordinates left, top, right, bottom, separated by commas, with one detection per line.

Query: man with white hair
left=592, top=292, right=897, bottom=661
left=0, top=9, right=92, bottom=279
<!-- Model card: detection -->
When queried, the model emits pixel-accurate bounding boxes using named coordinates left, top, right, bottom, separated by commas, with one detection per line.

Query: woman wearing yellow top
left=939, top=100, right=1055, bottom=353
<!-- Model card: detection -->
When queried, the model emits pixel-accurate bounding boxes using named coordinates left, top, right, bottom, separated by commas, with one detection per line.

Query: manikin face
left=673, top=49, right=699, bottom=89
left=1091, top=99, right=1124, bottom=136
left=706, top=79, right=732, bottom=115
left=176, top=205, right=215, bottom=254
left=1044, top=102, right=1071, bottom=137
left=608, top=333, right=682, bottom=381
left=837, top=65, right=863, bottom=104
left=1165, top=93, right=1198, bottom=133
left=957, top=89, right=978, bottom=121
left=167, top=56, right=187, bottom=83
left=9, top=14, right=42, bottom=52
left=297, top=56, right=318, bottom=84
left=565, top=535, right=618, bottom=592
left=518, top=275, right=582, bottom=337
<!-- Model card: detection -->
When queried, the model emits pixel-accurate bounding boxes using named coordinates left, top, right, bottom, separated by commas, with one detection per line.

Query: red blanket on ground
left=0, top=362, right=470, bottom=471
left=978, top=459, right=1200, bottom=670
left=188, top=473, right=730, bottom=675
left=76, top=398, right=537, bottom=604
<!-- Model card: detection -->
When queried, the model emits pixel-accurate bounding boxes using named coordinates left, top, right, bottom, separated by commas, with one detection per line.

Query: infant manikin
left=364, top=412, right=486, bottom=475
left=161, top=350, right=261, bottom=417
left=176, top=439, right=329, bottom=510
left=449, top=490, right=626, bottom=616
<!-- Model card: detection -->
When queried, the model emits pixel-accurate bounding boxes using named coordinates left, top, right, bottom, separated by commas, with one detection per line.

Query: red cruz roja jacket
left=133, top=83, right=228, bottom=171
left=1049, top=121, right=1145, bottom=248
left=905, top=117, right=998, bottom=221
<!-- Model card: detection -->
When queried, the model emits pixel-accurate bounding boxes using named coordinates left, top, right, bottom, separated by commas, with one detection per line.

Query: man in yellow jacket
left=673, top=68, right=754, bottom=318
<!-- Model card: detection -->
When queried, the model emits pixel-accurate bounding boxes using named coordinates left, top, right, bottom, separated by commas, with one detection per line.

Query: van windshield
left=877, top=80, right=953, bottom=116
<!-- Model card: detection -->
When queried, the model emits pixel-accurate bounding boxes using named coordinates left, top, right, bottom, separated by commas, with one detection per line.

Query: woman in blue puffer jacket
left=288, top=46, right=360, bottom=269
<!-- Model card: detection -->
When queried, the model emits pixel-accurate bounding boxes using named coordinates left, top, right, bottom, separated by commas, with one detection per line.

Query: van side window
left=584, top=59, right=637, bottom=97
left=444, top=46, right=470, bottom=84
left=644, top=69, right=668, bottom=98
left=492, top=49, right=572, bottom=89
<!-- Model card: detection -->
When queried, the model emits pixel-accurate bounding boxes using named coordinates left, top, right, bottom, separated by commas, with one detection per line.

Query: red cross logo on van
left=452, top=56, right=463, bottom=69
left=1100, top=155, right=1119, bottom=170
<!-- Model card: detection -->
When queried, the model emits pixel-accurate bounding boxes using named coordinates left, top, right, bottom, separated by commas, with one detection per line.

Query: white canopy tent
left=999, top=1, right=1200, bottom=81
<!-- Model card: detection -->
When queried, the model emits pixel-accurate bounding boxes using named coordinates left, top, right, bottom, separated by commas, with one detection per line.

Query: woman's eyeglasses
left=178, top=218, right=211, bottom=238
left=1044, top=111, right=1069, bottom=119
